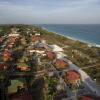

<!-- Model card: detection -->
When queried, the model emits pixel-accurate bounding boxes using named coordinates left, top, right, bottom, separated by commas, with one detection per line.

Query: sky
left=0, top=0, right=100, bottom=24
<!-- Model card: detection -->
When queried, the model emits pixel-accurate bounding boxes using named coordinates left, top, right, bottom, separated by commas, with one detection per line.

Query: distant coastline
left=42, top=27, right=100, bottom=48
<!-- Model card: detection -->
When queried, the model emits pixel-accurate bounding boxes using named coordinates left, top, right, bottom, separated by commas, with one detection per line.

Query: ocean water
left=40, top=24, right=100, bottom=46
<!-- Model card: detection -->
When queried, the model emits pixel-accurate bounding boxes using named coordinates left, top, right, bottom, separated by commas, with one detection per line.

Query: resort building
left=17, top=66, right=30, bottom=71
left=46, top=51, right=56, bottom=60
left=56, top=52, right=66, bottom=59
left=29, top=49, right=45, bottom=55
left=8, top=33, right=19, bottom=37
left=53, top=59, right=69, bottom=70
left=7, top=44, right=13, bottom=49
left=32, top=33, right=41, bottom=42
left=48, top=44, right=63, bottom=52
left=2, top=49, right=12, bottom=62
left=7, top=36, right=20, bottom=49
left=34, top=42, right=45, bottom=50
left=29, top=41, right=47, bottom=56
left=34, top=41, right=45, bottom=50
left=64, top=70, right=81, bottom=87
left=35, top=33, right=40, bottom=36
left=34, top=40, right=47, bottom=50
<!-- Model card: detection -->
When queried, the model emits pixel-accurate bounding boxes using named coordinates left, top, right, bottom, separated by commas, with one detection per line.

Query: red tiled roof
left=2, top=49, right=12, bottom=61
left=66, top=70, right=80, bottom=81
left=17, top=66, right=30, bottom=71
left=7, top=44, right=13, bottom=48
left=3, top=50, right=11, bottom=57
left=80, top=95, right=100, bottom=100
left=46, top=51, right=56, bottom=60
left=8, top=37, right=18, bottom=44
left=54, top=59, right=69, bottom=70
left=80, top=96, right=94, bottom=100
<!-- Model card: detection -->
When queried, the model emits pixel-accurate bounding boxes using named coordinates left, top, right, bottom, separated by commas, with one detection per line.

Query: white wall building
left=48, top=44, right=63, bottom=52
left=9, top=33, right=20, bottom=37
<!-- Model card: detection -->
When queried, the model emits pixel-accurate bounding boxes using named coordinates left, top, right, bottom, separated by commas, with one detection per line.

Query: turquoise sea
left=39, top=24, right=100, bottom=47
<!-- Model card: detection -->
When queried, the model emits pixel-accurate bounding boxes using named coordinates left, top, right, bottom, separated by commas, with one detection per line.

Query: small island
left=0, top=25, right=100, bottom=100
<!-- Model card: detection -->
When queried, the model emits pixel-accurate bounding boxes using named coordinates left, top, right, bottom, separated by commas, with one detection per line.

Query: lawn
left=17, top=63, right=29, bottom=67
left=8, top=78, right=25, bottom=94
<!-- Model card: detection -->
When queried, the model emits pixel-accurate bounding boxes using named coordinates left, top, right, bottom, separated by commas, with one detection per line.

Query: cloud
left=0, top=0, right=100, bottom=24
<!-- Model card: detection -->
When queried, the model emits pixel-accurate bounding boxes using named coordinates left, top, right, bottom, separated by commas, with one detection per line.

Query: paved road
left=81, top=63, right=100, bottom=69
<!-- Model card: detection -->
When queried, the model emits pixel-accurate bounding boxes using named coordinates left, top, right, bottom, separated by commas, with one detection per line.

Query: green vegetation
left=31, top=78, right=45, bottom=100
left=84, top=67, right=100, bottom=85
left=8, top=79, right=25, bottom=94
left=34, top=26, right=100, bottom=84
left=44, top=76, right=59, bottom=100
left=0, top=24, right=100, bottom=100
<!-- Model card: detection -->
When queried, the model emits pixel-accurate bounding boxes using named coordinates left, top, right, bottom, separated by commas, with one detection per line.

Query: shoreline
left=42, top=27, right=100, bottom=48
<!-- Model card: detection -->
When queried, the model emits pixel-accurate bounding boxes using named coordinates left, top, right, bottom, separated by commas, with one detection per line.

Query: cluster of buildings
left=0, top=28, right=20, bottom=63
left=0, top=28, right=34, bottom=100
left=28, top=33, right=100, bottom=100
left=0, top=27, right=100, bottom=100
left=2, top=49, right=12, bottom=62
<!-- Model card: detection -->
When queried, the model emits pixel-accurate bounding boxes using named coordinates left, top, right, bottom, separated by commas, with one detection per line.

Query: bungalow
left=46, top=51, right=56, bottom=60
left=29, top=49, right=45, bottom=56
left=7, top=44, right=13, bottom=49
left=53, top=59, right=69, bottom=70
left=8, top=33, right=19, bottom=37
left=8, top=37, right=17, bottom=43
left=34, top=41, right=47, bottom=51
left=32, top=33, right=41, bottom=42
left=8, top=37, right=20, bottom=46
left=64, top=70, right=81, bottom=86
left=29, top=49, right=36, bottom=53
left=32, top=37, right=39, bottom=42
left=3, top=49, right=12, bottom=62
left=17, top=66, right=30, bottom=71
left=35, top=33, right=40, bottom=36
